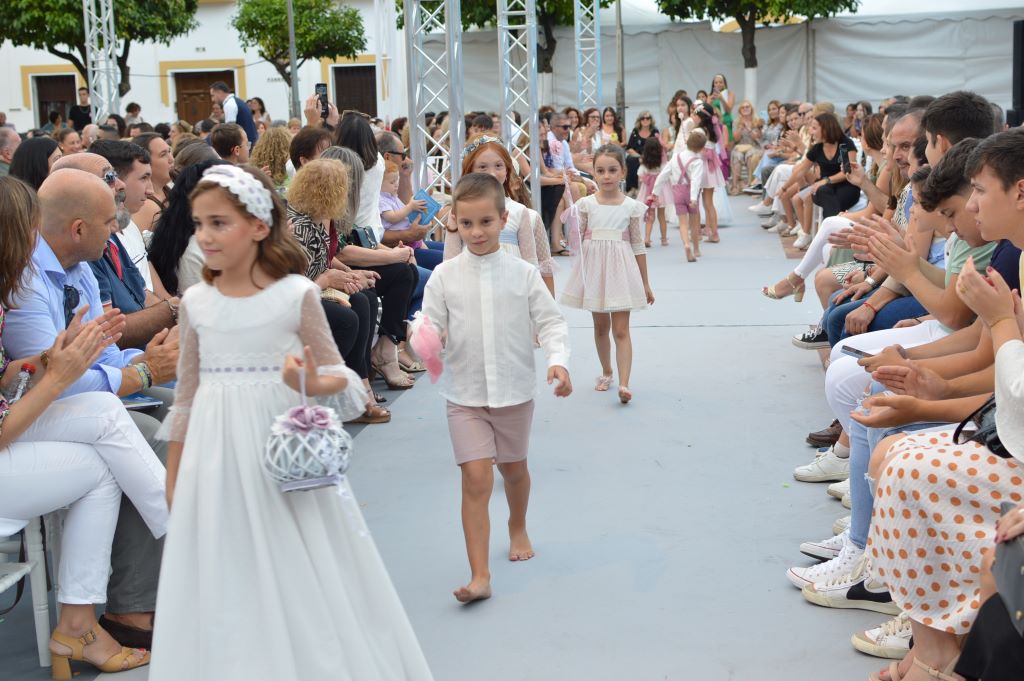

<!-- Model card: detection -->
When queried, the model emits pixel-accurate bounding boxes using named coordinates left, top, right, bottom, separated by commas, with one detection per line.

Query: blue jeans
left=824, top=291, right=929, bottom=346
left=848, top=381, right=949, bottom=549
left=408, top=265, right=431, bottom=319
left=414, top=240, right=444, bottom=271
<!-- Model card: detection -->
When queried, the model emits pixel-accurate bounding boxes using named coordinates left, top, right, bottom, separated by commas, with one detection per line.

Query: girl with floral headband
left=150, top=164, right=433, bottom=681
left=444, top=135, right=557, bottom=294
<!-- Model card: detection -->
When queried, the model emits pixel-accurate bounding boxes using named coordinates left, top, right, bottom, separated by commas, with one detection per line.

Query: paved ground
left=2, top=197, right=891, bottom=680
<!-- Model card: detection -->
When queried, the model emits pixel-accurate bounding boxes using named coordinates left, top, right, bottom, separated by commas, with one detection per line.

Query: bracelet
left=164, top=299, right=179, bottom=323
left=863, top=301, right=878, bottom=315
left=134, top=362, right=153, bottom=390
left=38, top=350, right=50, bottom=369
left=988, top=316, right=1018, bottom=329
left=865, top=276, right=878, bottom=288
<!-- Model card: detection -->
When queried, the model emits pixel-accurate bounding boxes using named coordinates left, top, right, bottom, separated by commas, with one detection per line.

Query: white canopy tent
left=418, top=1, right=1021, bottom=124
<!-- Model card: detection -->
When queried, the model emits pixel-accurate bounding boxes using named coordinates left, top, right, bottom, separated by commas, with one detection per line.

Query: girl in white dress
left=692, top=106, right=725, bottom=243
left=151, top=165, right=433, bottom=681
left=561, top=145, right=654, bottom=404
left=444, top=137, right=556, bottom=294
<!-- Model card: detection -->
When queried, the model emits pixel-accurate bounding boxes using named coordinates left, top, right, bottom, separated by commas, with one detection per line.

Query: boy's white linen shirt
left=654, top=150, right=704, bottom=206
left=421, top=248, right=570, bottom=408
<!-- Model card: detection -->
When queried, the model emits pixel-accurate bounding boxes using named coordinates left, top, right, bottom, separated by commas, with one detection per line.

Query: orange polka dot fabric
left=869, top=431, right=1022, bottom=635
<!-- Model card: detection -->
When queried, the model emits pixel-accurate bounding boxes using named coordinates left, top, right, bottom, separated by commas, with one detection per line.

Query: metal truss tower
left=82, top=0, right=120, bottom=121
left=573, top=0, right=602, bottom=110
left=404, top=0, right=465, bottom=214
left=497, top=0, right=542, bottom=211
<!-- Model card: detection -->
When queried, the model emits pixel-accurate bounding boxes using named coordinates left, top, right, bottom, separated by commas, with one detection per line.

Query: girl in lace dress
left=150, top=165, right=433, bottom=681
left=560, top=145, right=655, bottom=404
left=444, top=136, right=556, bottom=294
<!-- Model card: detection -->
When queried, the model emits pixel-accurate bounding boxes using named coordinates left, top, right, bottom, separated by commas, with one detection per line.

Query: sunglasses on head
left=103, top=170, right=118, bottom=187
left=556, top=124, right=571, bottom=130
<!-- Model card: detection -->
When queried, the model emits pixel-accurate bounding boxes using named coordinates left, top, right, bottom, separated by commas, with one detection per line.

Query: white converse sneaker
left=827, top=478, right=850, bottom=499
left=793, top=230, right=813, bottom=250
left=841, top=492, right=852, bottom=509
left=787, top=541, right=864, bottom=588
left=749, top=203, right=773, bottom=216
left=794, top=446, right=850, bottom=482
left=832, top=515, right=851, bottom=535
left=851, top=612, right=912, bottom=659
left=800, top=529, right=849, bottom=560
left=761, top=214, right=781, bottom=229
left=802, top=556, right=901, bottom=615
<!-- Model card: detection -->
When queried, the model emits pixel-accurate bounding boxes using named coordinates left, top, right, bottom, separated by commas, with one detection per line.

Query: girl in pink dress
left=560, top=145, right=655, bottom=404
left=693, top=106, right=724, bottom=243
left=636, top=137, right=668, bottom=248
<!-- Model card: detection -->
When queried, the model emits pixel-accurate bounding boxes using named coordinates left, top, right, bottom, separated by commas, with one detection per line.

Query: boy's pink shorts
left=446, top=400, right=535, bottom=465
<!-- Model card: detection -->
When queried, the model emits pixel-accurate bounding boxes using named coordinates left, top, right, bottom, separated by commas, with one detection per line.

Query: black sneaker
left=742, top=183, right=763, bottom=195
left=792, top=325, right=829, bottom=350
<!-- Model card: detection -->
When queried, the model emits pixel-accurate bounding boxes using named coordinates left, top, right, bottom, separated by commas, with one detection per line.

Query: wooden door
left=174, top=70, right=235, bottom=124
left=35, top=75, right=76, bottom=127
left=332, top=65, right=377, bottom=117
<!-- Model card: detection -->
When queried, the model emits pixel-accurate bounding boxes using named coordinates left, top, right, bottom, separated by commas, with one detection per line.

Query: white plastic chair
left=0, top=517, right=52, bottom=666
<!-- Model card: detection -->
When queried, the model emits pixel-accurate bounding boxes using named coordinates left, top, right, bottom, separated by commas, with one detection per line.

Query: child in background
left=656, top=129, right=706, bottom=263
left=637, top=136, right=668, bottom=248
left=693, top=106, right=724, bottom=243
left=152, top=164, right=433, bottom=681
left=415, top=173, right=572, bottom=604
left=443, top=137, right=556, bottom=294
left=380, top=160, right=428, bottom=249
left=560, top=145, right=654, bottom=404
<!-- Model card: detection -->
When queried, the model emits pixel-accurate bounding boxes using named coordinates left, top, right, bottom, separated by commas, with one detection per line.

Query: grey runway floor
left=3, top=197, right=889, bottom=680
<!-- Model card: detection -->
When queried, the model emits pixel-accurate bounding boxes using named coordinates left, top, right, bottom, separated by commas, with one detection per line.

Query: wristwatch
left=164, top=299, right=179, bottom=323
left=39, top=350, right=50, bottom=369
left=865, top=275, right=878, bottom=288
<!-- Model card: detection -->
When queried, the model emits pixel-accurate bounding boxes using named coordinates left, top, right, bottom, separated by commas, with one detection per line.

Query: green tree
left=397, top=0, right=614, bottom=73
left=0, top=0, right=198, bottom=96
left=233, top=0, right=367, bottom=88
left=653, top=0, right=858, bottom=70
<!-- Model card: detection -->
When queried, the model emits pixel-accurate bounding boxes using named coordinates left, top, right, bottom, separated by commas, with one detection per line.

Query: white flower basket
left=263, top=369, right=353, bottom=492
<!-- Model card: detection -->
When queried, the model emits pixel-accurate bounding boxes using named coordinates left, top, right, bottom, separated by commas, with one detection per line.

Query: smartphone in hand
left=839, top=144, right=852, bottom=174
left=315, top=83, right=328, bottom=119
left=840, top=345, right=873, bottom=360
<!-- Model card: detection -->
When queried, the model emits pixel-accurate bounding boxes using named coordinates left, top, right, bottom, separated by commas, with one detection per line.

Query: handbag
left=996, top=502, right=1024, bottom=638
left=953, top=395, right=1010, bottom=459
left=320, top=287, right=350, bottom=306
left=263, top=367, right=353, bottom=492
left=350, top=225, right=378, bottom=249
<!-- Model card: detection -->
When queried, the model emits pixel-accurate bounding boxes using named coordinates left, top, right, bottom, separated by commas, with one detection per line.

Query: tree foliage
left=234, top=0, right=367, bottom=87
left=653, top=0, right=858, bottom=67
left=0, top=0, right=198, bottom=96
left=396, top=0, right=614, bottom=73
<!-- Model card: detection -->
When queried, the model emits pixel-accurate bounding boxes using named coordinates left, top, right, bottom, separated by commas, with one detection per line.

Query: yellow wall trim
left=21, top=64, right=85, bottom=109
left=158, top=59, right=247, bottom=106
left=319, top=54, right=376, bottom=85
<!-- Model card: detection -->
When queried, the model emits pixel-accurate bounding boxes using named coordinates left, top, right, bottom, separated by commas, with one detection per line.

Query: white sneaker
left=851, top=612, right=912, bottom=659
left=827, top=478, right=850, bottom=500
left=786, top=223, right=803, bottom=237
left=766, top=221, right=784, bottom=233
left=749, top=203, right=773, bottom=216
left=800, top=529, right=849, bottom=560
left=761, top=214, right=781, bottom=229
left=794, top=446, right=850, bottom=482
left=842, top=492, right=852, bottom=509
left=802, top=556, right=901, bottom=615
left=832, top=515, right=851, bottom=535
left=787, top=540, right=863, bottom=588
left=794, top=230, right=813, bottom=250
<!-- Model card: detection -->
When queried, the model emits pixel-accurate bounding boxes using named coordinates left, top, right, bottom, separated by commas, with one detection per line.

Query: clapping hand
left=547, top=365, right=573, bottom=397
left=66, top=305, right=124, bottom=346
left=871, top=361, right=948, bottom=400
left=955, top=256, right=1021, bottom=330
left=849, top=393, right=922, bottom=429
left=45, top=307, right=118, bottom=390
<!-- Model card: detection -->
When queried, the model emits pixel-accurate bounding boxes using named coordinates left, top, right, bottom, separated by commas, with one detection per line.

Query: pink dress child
left=700, top=137, right=725, bottom=189
left=635, top=164, right=663, bottom=222
left=560, top=195, right=648, bottom=312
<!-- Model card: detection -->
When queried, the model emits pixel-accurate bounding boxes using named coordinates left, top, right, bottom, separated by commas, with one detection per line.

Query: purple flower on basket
left=283, top=405, right=333, bottom=433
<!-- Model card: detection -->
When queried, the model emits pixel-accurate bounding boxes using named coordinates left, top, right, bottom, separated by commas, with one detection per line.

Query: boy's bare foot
left=508, top=528, right=534, bottom=561
left=453, top=578, right=492, bottom=603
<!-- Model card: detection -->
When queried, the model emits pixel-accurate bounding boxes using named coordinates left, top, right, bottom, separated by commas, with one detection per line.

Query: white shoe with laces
left=851, top=612, right=912, bottom=659
left=749, top=203, right=773, bottom=216
left=794, top=230, right=813, bottom=250
left=794, top=446, right=850, bottom=482
left=832, top=515, right=851, bottom=535
left=800, top=529, right=850, bottom=560
left=842, top=492, right=852, bottom=509
left=802, top=555, right=901, bottom=615
left=828, top=478, right=850, bottom=499
left=787, top=540, right=864, bottom=589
